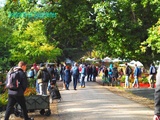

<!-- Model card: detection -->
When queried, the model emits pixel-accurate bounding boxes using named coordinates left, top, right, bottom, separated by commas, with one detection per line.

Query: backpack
left=113, top=68, right=118, bottom=78
left=6, top=69, right=20, bottom=91
left=72, top=67, right=79, bottom=76
left=42, top=70, right=50, bottom=82
left=27, top=70, right=34, bottom=78
left=137, top=67, right=141, bottom=76
left=152, top=66, right=157, bottom=74
left=128, top=66, right=132, bottom=75
left=82, top=67, right=86, bottom=76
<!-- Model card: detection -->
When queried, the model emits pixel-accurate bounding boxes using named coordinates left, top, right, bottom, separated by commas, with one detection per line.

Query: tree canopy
left=0, top=0, right=160, bottom=69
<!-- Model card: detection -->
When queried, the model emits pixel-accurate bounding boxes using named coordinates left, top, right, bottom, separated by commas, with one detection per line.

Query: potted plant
left=120, top=75, right=125, bottom=87
left=139, top=76, right=149, bottom=88
left=0, top=90, right=8, bottom=112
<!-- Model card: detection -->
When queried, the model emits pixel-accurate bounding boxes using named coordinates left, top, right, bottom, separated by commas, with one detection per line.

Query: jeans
left=132, top=76, right=139, bottom=87
left=92, top=74, right=96, bottom=82
left=73, top=75, right=79, bottom=89
left=148, top=74, right=155, bottom=88
left=65, top=82, right=70, bottom=90
left=36, top=80, right=39, bottom=93
left=81, top=76, right=85, bottom=87
left=87, top=74, right=92, bottom=81
left=39, top=82, right=48, bottom=95
left=5, top=95, right=29, bottom=120
left=125, top=75, right=129, bottom=88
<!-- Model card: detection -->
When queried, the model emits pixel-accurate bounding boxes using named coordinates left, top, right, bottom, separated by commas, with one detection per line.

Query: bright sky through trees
left=0, top=0, right=6, bottom=7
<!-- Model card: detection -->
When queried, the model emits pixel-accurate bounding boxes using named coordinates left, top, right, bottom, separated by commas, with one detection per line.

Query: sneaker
left=153, top=115, right=160, bottom=120
left=28, top=117, right=34, bottom=120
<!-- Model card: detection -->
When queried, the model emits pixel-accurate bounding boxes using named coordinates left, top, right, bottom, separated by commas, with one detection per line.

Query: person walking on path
left=108, top=64, right=113, bottom=84
left=80, top=64, right=87, bottom=88
left=33, top=63, right=40, bottom=94
left=5, top=61, right=33, bottom=120
left=154, top=64, right=160, bottom=120
left=102, top=66, right=109, bottom=85
left=64, top=65, right=72, bottom=90
left=112, top=65, right=119, bottom=86
left=86, top=64, right=92, bottom=82
left=124, top=62, right=132, bottom=88
left=92, top=65, right=97, bottom=82
left=71, top=63, right=79, bottom=90
left=148, top=63, right=157, bottom=88
left=132, top=64, right=139, bottom=88
left=60, top=63, right=67, bottom=89
left=37, top=63, right=51, bottom=95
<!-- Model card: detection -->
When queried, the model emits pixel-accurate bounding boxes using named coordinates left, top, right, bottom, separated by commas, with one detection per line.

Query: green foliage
left=141, top=19, right=160, bottom=53
left=91, top=0, right=160, bottom=66
left=10, top=20, right=61, bottom=64
left=120, top=75, right=125, bottom=83
left=0, top=0, right=160, bottom=68
left=141, top=76, right=148, bottom=84
left=0, top=90, right=8, bottom=107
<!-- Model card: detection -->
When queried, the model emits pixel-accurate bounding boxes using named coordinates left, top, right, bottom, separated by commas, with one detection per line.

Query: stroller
left=48, top=78, right=61, bottom=103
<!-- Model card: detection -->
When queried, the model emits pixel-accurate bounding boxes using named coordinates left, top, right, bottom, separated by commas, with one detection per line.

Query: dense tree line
left=0, top=0, right=160, bottom=70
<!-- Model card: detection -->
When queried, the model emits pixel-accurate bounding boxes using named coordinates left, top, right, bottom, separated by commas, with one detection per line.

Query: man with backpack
left=132, top=64, right=140, bottom=88
left=112, top=65, right=119, bottom=86
left=71, top=63, right=79, bottom=90
left=37, top=63, right=51, bottom=95
left=5, top=61, right=33, bottom=120
left=124, top=62, right=132, bottom=88
left=148, top=63, right=157, bottom=88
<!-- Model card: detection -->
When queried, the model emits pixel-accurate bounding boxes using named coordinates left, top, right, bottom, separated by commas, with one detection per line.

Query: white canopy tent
left=85, top=58, right=98, bottom=62
left=129, top=60, right=143, bottom=67
left=102, top=57, right=112, bottom=62
left=112, top=58, right=122, bottom=63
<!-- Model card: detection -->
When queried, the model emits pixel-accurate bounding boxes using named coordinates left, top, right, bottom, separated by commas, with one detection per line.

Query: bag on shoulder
left=6, top=68, right=20, bottom=91
left=128, top=66, right=132, bottom=75
left=137, top=67, right=141, bottom=76
left=152, top=66, right=157, bottom=74
left=42, top=70, right=50, bottom=82
left=27, top=70, right=34, bottom=78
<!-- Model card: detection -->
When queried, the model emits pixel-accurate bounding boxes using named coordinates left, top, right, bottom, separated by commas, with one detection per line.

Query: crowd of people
left=23, top=62, right=99, bottom=92
left=3, top=60, right=160, bottom=120
left=59, top=62, right=99, bottom=90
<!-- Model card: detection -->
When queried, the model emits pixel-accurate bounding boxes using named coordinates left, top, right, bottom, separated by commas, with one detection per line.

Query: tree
left=41, top=0, right=98, bottom=61
left=10, top=20, right=61, bottom=64
left=91, top=0, right=160, bottom=66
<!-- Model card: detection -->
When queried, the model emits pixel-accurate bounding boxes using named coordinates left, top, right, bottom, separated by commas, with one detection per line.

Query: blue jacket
left=108, top=64, right=113, bottom=75
left=64, top=69, right=72, bottom=83
left=134, top=67, right=139, bottom=76
left=71, top=66, right=79, bottom=76
left=81, top=67, right=86, bottom=76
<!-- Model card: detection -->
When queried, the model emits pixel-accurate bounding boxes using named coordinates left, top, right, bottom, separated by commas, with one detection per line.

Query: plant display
left=141, top=77, right=149, bottom=84
left=120, top=75, right=125, bottom=83
left=0, top=90, right=8, bottom=107
left=28, top=78, right=36, bottom=88
left=24, top=87, right=36, bottom=97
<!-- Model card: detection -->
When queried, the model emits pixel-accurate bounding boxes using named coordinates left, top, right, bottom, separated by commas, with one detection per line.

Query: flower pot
left=139, top=83, right=150, bottom=88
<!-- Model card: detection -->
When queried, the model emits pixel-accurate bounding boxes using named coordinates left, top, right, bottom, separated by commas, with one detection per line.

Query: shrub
left=141, top=77, right=148, bottom=83
left=120, top=75, right=125, bottom=83
left=0, top=90, right=8, bottom=107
